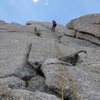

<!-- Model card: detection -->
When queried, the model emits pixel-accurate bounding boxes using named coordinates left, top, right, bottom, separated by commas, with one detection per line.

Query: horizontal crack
left=77, top=37, right=100, bottom=46
left=64, top=29, right=100, bottom=46
left=78, top=31, right=100, bottom=39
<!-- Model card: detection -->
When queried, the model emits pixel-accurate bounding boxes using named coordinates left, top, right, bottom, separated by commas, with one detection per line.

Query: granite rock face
left=66, top=14, right=100, bottom=45
left=0, top=14, right=100, bottom=100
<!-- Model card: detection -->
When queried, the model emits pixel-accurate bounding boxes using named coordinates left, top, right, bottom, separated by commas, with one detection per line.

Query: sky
left=0, top=0, right=100, bottom=25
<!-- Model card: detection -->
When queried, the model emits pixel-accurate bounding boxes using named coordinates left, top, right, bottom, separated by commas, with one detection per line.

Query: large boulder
left=27, top=75, right=46, bottom=92
left=67, top=14, right=100, bottom=37
left=60, top=45, right=100, bottom=99
left=28, top=38, right=58, bottom=69
left=41, top=57, right=100, bottom=100
left=28, top=37, right=96, bottom=68
left=0, top=76, right=25, bottom=89
left=41, top=58, right=72, bottom=98
left=66, top=14, right=100, bottom=45
left=0, top=86, right=60, bottom=100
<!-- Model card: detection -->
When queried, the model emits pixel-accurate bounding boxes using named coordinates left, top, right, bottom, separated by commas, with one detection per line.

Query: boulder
left=67, top=14, right=100, bottom=37
left=27, top=75, right=46, bottom=92
left=0, top=86, right=60, bottom=100
left=41, top=58, right=71, bottom=98
left=0, top=76, right=25, bottom=89
left=28, top=37, right=96, bottom=68
left=14, top=64, right=36, bottom=80
left=41, top=57, right=100, bottom=100
left=28, top=38, right=58, bottom=69
left=66, top=14, right=100, bottom=45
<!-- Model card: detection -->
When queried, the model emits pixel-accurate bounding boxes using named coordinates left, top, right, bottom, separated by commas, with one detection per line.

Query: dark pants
left=51, top=24, right=56, bottom=32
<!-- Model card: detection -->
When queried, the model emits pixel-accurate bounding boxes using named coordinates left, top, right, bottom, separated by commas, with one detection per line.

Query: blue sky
left=0, top=0, right=100, bottom=25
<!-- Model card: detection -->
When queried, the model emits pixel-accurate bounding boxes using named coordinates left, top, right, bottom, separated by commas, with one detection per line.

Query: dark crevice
left=18, top=43, right=34, bottom=82
left=59, top=50, right=87, bottom=66
left=35, top=32, right=41, bottom=37
left=36, top=64, right=45, bottom=77
left=74, top=30, right=77, bottom=38
left=26, top=43, right=32, bottom=62
left=58, top=35, right=62, bottom=43
left=21, top=76, right=31, bottom=87
left=22, top=75, right=33, bottom=81
left=26, top=43, right=34, bottom=69
left=64, top=34, right=74, bottom=38
left=64, top=96, right=76, bottom=100
left=26, top=43, right=45, bottom=77
left=26, top=23, right=32, bottom=25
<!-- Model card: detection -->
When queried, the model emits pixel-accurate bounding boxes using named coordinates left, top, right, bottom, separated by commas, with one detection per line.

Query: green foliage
left=25, top=80, right=29, bottom=87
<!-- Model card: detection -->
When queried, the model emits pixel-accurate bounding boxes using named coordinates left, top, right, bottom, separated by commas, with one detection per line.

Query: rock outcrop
left=0, top=14, right=100, bottom=100
left=66, top=14, right=100, bottom=45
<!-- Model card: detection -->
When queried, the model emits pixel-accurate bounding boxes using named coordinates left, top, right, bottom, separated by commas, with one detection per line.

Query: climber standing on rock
left=51, top=20, right=57, bottom=32
left=34, top=27, right=37, bottom=32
